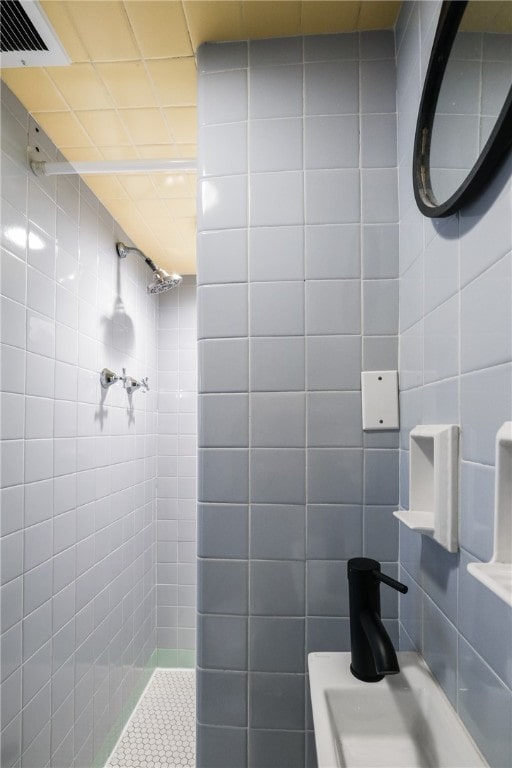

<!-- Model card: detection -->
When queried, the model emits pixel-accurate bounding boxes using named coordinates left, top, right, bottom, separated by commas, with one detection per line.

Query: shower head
left=147, top=269, right=183, bottom=294
left=116, top=242, right=183, bottom=294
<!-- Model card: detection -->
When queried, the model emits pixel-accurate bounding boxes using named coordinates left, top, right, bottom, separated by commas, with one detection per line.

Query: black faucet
left=347, top=557, right=408, bottom=683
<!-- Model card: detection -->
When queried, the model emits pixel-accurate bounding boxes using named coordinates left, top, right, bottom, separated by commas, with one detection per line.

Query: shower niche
left=394, top=424, right=459, bottom=553
left=467, top=422, right=512, bottom=607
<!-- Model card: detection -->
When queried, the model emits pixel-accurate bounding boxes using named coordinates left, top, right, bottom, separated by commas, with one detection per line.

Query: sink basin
left=308, top=652, right=486, bottom=768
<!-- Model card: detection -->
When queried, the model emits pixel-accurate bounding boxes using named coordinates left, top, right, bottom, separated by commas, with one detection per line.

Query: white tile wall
left=157, top=278, right=197, bottom=658
left=0, top=83, right=158, bottom=768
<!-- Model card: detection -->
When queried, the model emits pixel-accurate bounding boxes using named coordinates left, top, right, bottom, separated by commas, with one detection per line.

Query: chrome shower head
left=116, top=241, right=182, bottom=294
left=147, top=269, right=183, bottom=294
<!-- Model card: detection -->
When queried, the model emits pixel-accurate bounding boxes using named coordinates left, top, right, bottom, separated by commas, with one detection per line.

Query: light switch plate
left=361, top=370, right=399, bottom=431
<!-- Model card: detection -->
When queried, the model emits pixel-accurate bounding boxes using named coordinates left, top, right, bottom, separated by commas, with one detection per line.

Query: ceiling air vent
left=0, top=0, right=70, bottom=67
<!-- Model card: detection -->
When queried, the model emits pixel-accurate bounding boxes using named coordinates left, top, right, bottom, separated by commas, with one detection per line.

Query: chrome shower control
left=121, top=368, right=139, bottom=394
left=100, top=368, right=119, bottom=389
left=141, top=377, right=149, bottom=392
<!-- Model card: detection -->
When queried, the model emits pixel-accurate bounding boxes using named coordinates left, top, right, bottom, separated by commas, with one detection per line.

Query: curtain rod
left=30, top=157, right=197, bottom=177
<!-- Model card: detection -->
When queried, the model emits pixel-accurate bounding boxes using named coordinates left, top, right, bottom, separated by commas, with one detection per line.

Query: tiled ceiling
left=1, top=1, right=401, bottom=275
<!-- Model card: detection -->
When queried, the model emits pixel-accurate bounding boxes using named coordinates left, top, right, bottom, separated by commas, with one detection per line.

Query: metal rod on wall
left=30, top=157, right=197, bottom=177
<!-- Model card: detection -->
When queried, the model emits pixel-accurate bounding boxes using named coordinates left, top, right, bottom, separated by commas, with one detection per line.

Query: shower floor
left=106, top=669, right=195, bottom=768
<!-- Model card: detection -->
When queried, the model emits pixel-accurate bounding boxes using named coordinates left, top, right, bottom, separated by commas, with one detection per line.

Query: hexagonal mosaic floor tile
left=106, top=670, right=195, bottom=767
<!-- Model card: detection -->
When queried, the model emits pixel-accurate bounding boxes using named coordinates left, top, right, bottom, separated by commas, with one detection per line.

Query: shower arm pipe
left=30, top=157, right=197, bottom=177
left=117, top=241, right=158, bottom=272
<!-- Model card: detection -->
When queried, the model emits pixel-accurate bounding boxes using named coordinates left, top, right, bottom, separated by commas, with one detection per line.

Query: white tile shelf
left=467, top=422, right=512, bottom=607
left=394, top=424, right=459, bottom=553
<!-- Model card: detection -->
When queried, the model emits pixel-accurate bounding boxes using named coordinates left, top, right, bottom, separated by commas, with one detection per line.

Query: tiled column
left=196, top=33, right=398, bottom=768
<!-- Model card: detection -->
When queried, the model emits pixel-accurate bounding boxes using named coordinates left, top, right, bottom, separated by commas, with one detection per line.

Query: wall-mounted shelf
left=394, top=424, right=459, bottom=553
left=467, top=422, right=512, bottom=607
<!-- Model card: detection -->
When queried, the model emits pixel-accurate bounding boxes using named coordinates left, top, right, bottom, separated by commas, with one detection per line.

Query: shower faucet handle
left=100, top=368, right=119, bottom=389
left=141, top=377, right=149, bottom=392
left=121, top=368, right=139, bottom=394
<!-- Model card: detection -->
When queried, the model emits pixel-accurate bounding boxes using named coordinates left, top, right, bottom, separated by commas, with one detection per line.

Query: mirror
left=414, top=0, right=512, bottom=217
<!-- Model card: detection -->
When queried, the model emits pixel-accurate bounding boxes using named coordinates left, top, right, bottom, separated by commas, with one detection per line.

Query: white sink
left=308, top=652, right=487, bottom=768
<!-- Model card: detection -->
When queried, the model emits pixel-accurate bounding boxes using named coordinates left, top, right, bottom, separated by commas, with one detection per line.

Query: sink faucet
left=347, top=557, right=408, bottom=683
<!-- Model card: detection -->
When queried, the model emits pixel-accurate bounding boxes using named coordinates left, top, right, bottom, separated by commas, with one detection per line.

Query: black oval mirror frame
left=413, top=0, right=512, bottom=218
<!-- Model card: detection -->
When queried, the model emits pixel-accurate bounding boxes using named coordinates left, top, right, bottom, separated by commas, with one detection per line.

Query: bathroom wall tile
left=250, top=64, right=302, bottom=119
left=249, top=226, right=304, bottom=282
left=361, top=58, right=396, bottom=113
left=250, top=505, right=305, bottom=560
left=249, top=673, right=305, bottom=730
left=251, top=449, right=305, bottom=504
left=361, top=169, right=398, bottom=223
left=362, top=225, right=399, bottom=278
left=304, top=33, right=358, bottom=62
left=250, top=118, right=302, bottom=173
left=423, top=219, right=459, bottom=314
left=249, top=617, right=305, bottom=672
left=305, top=225, right=360, bottom=280
left=197, top=669, right=247, bottom=727
left=307, top=560, right=348, bottom=616
left=198, top=284, right=247, bottom=339
left=251, top=337, right=305, bottom=392
left=424, top=295, right=459, bottom=383
left=305, top=170, right=360, bottom=224
left=458, top=636, right=512, bottom=768
left=198, top=339, right=248, bottom=393
left=458, top=549, right=512, bottom=689
left=363, top=280, right=398, bottom=335
left=250, top=282, right=304, bottom=336
left=399, top=254, right=423, bottom=333
left=199, top=394, right=249, bottom=448
left=361, top=30, right=395, bottom=60
left=304, top=116, right=359, bottom=170
left=1, top=249, right=26, bottom=304
left=305, top=60, right=358, bottom=115
left=249, top=729, right=305, bottom=768
left=250, top=37, right=302, bottom=67
left=307, top=392, right=362, bottom=448
left=198, top=41, right=248, bottom=74
left=196, top=724, right=247, bottom=768
left=306, top=280, right=360, bottom=335
left=460, top=184, right=512, bottom=287
left=197, top=229, right=248, bottom=285
left=199, top=449, right=248, bottom=503
left=307, top=506, right=362, bottom=560
left=306, top=335, right=361, bottom=391
left=199, top=122, right=247, bottom=178
left=250, top=171, right=304, bottom=227
left=198, top=560, right=248, bottom=615
left=361, top=114, right=397, bottom=169
left=362, top=336, right=398, bottom=371
left=1, top=296, right=26, bottom=349
left=461, top=255, right=511, bottom=374
left=459, top=461, right=494, bottom=562
left=198, top=70, right=247, bottom=126
left=363, top=506, right=399, bottom=562
left=250, top=560, right=304, bottom=616
left=420, top=536, right=459, bottom=626
left=198, top=614, right=247, bottom=671
left=460, top=364, right=512, bottom=465
left=422, top=595, right=458, bottom=706
left=198, top=176, right=247, bottom=231
left=251, top=393, right=305, bottom=448
left=306, top=617, right=351, bottom=654
left=307, top=449, right=363, bottom=504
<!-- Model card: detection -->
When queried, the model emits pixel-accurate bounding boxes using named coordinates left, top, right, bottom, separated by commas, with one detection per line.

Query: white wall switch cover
left=361, top=370, right=399, bottom=431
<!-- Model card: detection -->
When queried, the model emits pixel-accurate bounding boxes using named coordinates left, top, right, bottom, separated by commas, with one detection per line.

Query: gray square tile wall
left=396, top=3, right=512, bottom=767
left=197, top=33, right=398, bottom=768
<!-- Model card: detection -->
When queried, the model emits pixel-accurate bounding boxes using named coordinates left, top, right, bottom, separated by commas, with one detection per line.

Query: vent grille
left=1, top=1, right=48, bottom=52
left=0, top=0, right=69, bottom=67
